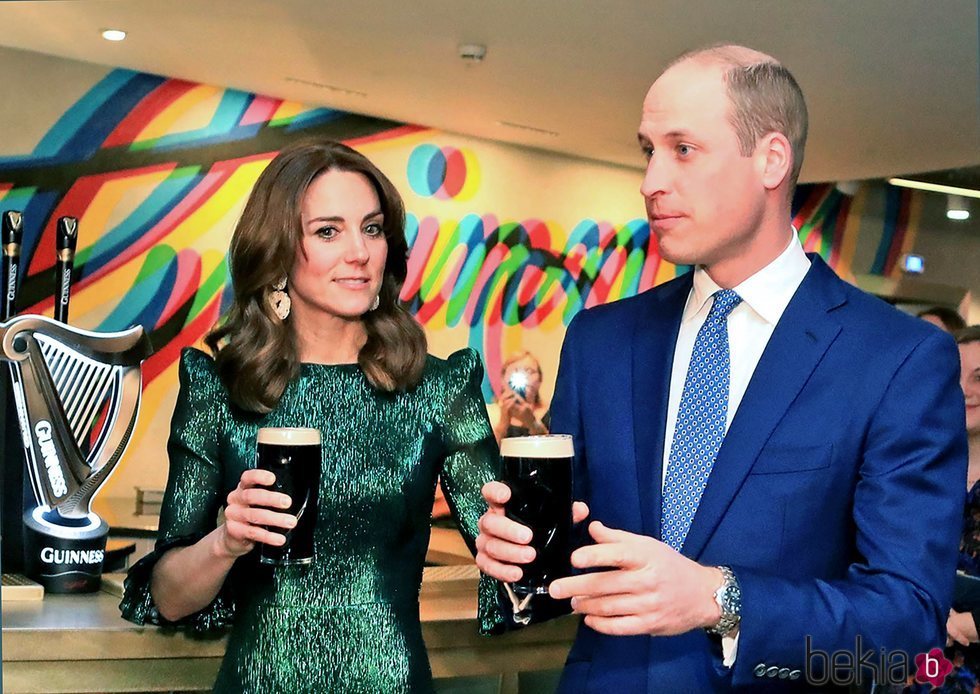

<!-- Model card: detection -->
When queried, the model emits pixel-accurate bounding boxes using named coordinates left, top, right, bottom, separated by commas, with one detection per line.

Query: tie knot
left=708, top=289, right=742, bottom=321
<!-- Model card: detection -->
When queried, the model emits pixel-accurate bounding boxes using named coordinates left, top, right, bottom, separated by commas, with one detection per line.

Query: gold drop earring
left=270, top=278, right=291, bottom=320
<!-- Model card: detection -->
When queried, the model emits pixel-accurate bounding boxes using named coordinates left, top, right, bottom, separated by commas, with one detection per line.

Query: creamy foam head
left=500, top=434, right=573, bottom=459
left=257, top=427, right=321, bottom=446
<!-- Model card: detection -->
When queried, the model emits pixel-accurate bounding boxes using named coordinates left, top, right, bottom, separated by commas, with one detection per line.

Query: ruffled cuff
left=119, top=534, right=236, bottom=634
left=479, top=574, right=572, bottom=635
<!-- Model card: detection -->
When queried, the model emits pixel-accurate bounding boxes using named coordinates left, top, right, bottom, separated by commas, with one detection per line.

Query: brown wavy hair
left=205, top=139, right=427, bottom=413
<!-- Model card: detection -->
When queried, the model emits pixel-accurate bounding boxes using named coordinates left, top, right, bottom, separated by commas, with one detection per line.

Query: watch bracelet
left=707, top=565, right=741, bottom=636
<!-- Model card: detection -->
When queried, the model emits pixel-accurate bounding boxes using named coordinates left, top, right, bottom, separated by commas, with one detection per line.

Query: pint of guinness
left=255, top=427, right=321, bottom=566
left=500, top=434, right=574, bottom=596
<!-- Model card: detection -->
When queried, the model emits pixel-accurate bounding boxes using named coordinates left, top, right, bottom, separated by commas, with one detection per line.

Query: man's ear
left=756, top=132, right=793, bottom=192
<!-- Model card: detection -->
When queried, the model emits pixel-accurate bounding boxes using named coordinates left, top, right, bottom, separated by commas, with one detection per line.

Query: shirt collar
left=684, top=230, right=811, bottom=325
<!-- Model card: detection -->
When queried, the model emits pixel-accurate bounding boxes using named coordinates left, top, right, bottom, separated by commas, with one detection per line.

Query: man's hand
left=947, top=609, right=979, bottom=647
left=475, top=481, right=588, bottom=583
left=548, top=521, right=723, bottom=636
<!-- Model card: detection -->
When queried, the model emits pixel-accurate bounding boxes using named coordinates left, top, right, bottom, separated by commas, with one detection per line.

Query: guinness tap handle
left=2, top=210, right=24, bottom=321
left=54, top=216, right=78, bottom=324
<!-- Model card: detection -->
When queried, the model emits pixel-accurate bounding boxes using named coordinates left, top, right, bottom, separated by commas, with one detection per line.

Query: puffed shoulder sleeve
left=438, top=348, right=506, bottom=635
left=119, top=348, right=236, bottom=633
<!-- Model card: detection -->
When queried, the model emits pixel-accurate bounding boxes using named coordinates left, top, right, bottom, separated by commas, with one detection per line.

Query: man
left=476, top=45, right=967, bottom=691
left=917, top=306, right=967, bottom=334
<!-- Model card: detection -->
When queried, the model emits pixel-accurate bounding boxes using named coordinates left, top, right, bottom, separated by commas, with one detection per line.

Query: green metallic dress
left=120, top=347, right=504, bottom=693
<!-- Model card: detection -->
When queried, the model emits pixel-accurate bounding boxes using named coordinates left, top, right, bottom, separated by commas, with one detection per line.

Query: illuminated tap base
left=23, top=506, right=108, bottom=593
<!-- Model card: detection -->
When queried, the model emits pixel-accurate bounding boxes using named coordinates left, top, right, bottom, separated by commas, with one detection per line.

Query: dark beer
left=256, top=427, right=321, bottom=566
left=501, top=434, right=574, bottom=595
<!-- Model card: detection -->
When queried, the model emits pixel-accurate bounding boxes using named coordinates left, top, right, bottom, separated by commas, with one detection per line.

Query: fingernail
left=570, top=597, right=578, bottom=610
left=520, top=529, right=532, bottom=543
left=551, top=584, right=563, bottom=599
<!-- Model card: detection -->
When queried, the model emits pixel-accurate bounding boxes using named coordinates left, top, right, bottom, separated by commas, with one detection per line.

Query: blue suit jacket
left=551, top=255, right=967, bottom=692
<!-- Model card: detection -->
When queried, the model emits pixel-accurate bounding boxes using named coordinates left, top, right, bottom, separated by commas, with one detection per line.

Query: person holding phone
left=492, top=351, right=550, bottom=443
left=433, top=351, right=550, bottom=519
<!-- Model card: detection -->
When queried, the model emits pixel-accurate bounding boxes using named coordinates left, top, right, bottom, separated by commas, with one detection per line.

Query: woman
left=120, top=139, right=503, bottom=693
left=490, top=351, right=550, bottom=444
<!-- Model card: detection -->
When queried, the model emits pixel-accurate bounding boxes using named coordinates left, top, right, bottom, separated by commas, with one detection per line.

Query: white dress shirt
left=660, top=231, right=811, bottom=665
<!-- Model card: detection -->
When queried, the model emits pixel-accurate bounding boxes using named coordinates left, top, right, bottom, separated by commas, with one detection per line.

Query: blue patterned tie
left=661, top=289, right=742, bottom=551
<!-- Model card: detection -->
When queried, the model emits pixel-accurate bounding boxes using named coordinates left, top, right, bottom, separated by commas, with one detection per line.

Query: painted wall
left=0, top=46, right=974, bottom=500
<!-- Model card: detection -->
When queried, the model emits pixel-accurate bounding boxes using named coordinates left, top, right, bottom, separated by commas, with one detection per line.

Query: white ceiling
left=0, top=0, right=977, bottom=182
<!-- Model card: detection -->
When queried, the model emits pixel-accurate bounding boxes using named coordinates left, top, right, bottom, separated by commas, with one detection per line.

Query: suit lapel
left=633, top=274, right=691, bottom=538
left=682, top=256, right=846, bottom=559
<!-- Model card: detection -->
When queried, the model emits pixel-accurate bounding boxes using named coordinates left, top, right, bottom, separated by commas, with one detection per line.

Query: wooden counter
left=1, top=567, right=576, bottom=693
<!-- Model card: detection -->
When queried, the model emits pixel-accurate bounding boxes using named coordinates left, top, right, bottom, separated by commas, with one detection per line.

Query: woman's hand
left=217, top=469, right=296, bottom=559
left=501, top=390, right=536, bottom=428
left=947, top=609, right=979, bottom=647
left=150, top=469, right=297, bottom=622
left=498, top=390, right=516, bottom=420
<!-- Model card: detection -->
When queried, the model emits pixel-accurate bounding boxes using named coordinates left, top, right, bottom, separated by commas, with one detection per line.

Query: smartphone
left=508, top=370, right=529, bottom=400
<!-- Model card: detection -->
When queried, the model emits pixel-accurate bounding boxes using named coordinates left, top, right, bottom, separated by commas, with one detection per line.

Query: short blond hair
left=501, top=351, right=542, bottom=378
left=669, top=44, right=809, bottom=191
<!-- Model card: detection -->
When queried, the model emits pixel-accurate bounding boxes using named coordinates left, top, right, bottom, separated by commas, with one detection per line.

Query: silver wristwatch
left=707, top=565, right=741, bottom=636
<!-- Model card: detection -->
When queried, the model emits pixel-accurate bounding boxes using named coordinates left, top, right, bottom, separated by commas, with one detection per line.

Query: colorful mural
left=790, top=182, right=920, bottom=281
left=406, top=144, right=481, bottom=201
left=0, top=67, right=922, bottom=495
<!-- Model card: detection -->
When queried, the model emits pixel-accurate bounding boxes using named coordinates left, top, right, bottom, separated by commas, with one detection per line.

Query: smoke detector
left=458, top=43, right=487, bottom=62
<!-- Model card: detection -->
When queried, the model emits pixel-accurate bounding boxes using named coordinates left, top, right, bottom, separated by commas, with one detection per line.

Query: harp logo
left=40, top=547, right=104, bottom=565
left=5, top=264, right=15, bottom=302
left=34, top=420, right=68, bottom=497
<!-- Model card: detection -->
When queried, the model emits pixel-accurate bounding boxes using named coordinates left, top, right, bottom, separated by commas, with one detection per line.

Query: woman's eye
left=677, top=144, right=692, bottom=157
left=363, top=223, right=384, bottom=237
left=641, top=146, right=654, bottom=160
left=316, top=226, right=338, bottom=239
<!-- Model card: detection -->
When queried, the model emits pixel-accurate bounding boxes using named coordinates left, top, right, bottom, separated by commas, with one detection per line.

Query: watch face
left=716, top=569, right=741, bottom=615
left=707, top=568, right=741, bottom=635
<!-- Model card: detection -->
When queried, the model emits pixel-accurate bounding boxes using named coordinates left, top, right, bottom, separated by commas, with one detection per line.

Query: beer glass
left=500, top=434, right=574, bottom=595
left=256, top=427, right=321, bottom=566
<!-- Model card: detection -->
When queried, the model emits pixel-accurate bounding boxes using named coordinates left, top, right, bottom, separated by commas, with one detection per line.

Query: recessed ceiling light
left=947, top=195, right=971, bottom=221
left=101, top=29, right=127, bottom=42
